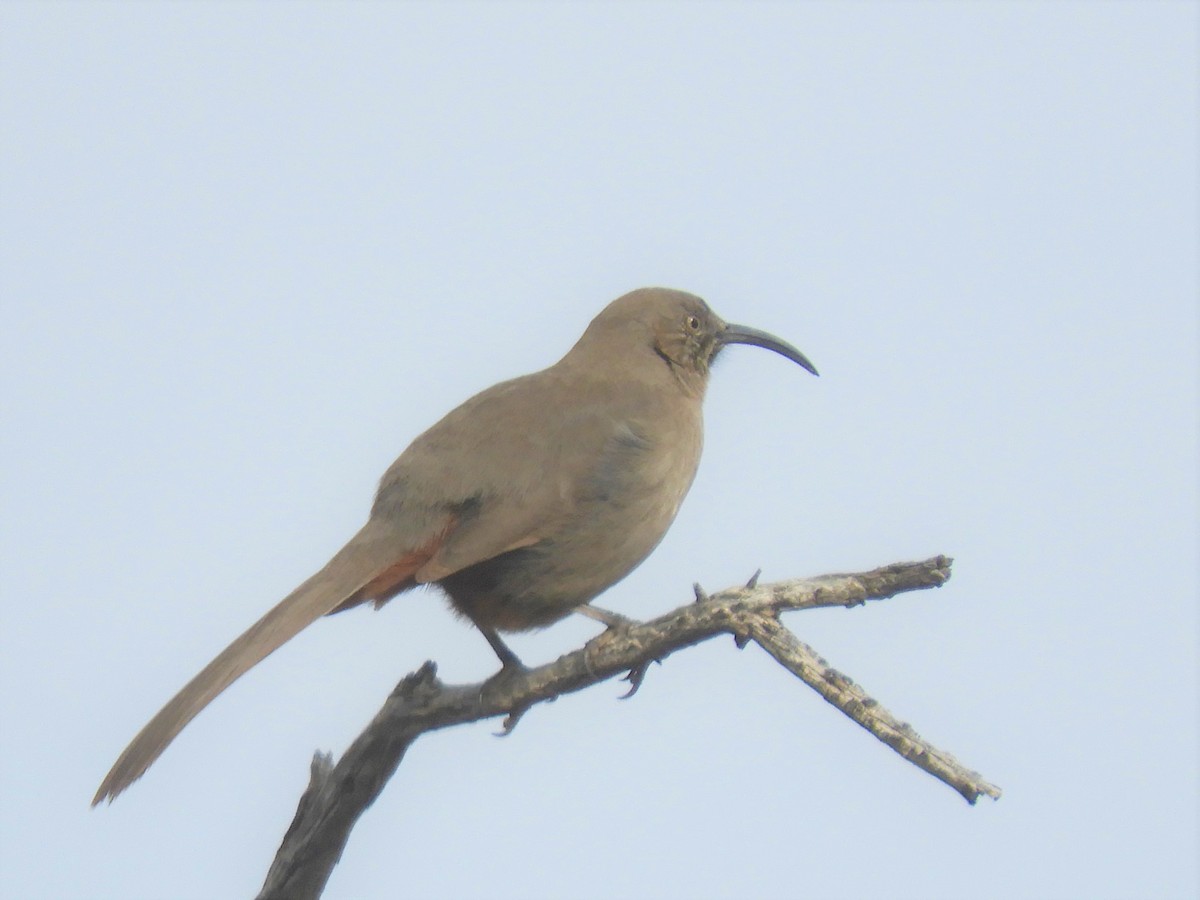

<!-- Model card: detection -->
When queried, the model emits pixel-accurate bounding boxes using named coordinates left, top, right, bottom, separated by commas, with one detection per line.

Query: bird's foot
left=619, top=657, right=662, bottom=699
left=481, top=655, right=529, bottom=698
left=496, top=697, right=534, bottom=736
left=577, top=605, right=643, bottom=682
left=481, top=658, right=533, bottom=734
left=477, top=625, right=530, bottom=711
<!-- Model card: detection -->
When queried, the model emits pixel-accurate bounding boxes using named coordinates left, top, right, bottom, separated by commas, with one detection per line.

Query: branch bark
left=257, top=555, right=999, bottom=900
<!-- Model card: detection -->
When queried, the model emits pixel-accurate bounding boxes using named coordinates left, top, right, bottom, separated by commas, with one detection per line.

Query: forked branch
left=257, top=555, right=999, bottom=900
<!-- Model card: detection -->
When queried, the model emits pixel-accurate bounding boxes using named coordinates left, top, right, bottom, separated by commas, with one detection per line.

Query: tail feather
left=92, top=524, right=424, bottom=805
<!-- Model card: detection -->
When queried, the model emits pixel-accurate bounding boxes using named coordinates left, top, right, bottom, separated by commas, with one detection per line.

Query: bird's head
left=582, top=287, right=818, bottom=396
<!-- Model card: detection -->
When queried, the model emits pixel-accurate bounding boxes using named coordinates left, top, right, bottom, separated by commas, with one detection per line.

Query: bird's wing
left=374, top=372, right=634, bottom=584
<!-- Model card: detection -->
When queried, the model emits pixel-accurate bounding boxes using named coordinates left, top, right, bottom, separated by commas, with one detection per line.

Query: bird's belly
left=440, top=435, right=699, bottom=632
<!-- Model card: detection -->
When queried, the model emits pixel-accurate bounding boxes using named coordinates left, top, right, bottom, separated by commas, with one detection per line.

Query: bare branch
left=744, top=614, right=1002, bottom=804
left=258, top=555, right=995, bottom=900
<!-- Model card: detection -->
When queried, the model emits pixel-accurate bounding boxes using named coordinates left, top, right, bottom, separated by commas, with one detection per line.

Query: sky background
left=2, top=2, right=1196, bottom=898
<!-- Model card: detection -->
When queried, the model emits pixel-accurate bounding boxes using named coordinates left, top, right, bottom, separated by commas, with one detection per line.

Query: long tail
left=92, top=522, right=426, bottom=805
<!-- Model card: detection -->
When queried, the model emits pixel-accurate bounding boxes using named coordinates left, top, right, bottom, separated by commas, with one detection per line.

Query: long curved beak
left=720, top=323, right=819, bottom=376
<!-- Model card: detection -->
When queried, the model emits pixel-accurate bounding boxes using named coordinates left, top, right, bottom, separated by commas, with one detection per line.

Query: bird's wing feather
left=380, top=372, right=645, bottom=583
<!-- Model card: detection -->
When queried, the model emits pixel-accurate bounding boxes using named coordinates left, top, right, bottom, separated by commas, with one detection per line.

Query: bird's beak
left=719, top=323, right=819, bottom=376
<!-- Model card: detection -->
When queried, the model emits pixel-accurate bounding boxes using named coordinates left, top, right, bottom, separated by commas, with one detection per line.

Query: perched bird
left=93, top=287, right=817, bottom=804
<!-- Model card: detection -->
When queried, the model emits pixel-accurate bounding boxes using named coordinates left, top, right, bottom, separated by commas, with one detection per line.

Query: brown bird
left=93, top=287, right=817, bottom=805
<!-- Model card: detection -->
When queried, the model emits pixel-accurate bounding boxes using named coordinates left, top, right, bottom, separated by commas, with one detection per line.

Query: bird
left=93, top=286, right=817, bottom=805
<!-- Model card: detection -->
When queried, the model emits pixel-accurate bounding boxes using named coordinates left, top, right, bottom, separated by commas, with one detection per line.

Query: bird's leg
left=475, top=627, right=532, bottom=726
left=575, top=604, right=636, bottom=630
left=479, top=626, right=527, bottom=673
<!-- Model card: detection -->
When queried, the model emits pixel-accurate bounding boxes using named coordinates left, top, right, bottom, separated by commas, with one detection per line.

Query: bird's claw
left=495, top=699, right=533, bottom=736
left=619, top=657, right=661, bottom=699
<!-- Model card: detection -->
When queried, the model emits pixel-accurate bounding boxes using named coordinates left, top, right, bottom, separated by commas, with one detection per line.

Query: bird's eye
left=686, top=315, right=701, bottom=332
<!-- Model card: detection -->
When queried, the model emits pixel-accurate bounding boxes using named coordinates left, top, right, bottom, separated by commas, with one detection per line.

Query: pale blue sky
left=2, top=3, right=1196, bottom=898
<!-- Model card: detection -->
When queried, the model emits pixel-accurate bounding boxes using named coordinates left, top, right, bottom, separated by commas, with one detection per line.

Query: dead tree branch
left=257, top=555, right=999, bottom=900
